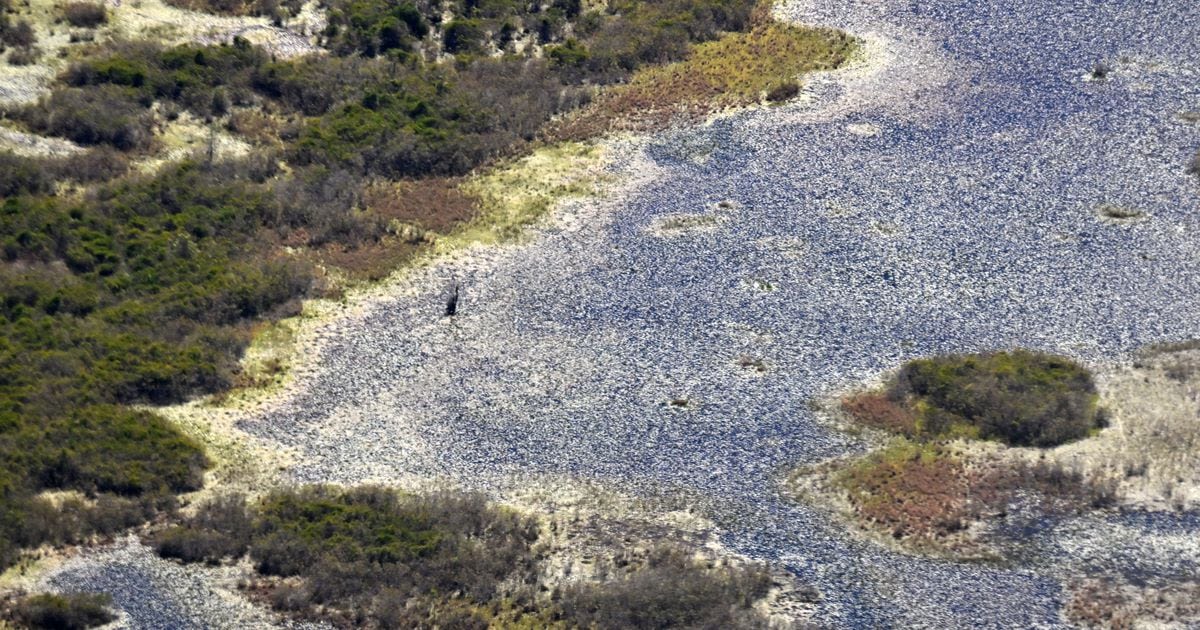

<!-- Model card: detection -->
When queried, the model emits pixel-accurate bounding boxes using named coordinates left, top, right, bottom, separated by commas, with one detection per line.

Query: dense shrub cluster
left=0, top=159, right=344, bottom=568
left=16, top=86, right=153, bottom=149
left=163, top=0, right=303, bottom=19
left=6, top=592, right=115, bottom=629
left=24, top=0, right=763, bottom=172
left=0, top=0, right=851, bottom=582
left=844, top=350, right=1102, bottom=447
left=153, top=487, right=540, bottom=625
left=152, top=487, right=775, bottom=628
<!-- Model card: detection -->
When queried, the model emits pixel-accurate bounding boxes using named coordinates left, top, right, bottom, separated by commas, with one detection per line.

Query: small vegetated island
left=0, top=0, right=855, bottom=625
left=800, top=347, right=1200, bottom=626
left=811, top=350, right=1116, bottom=553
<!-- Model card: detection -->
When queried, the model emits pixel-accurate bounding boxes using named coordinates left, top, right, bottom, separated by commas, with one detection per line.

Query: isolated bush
left=62, top=2, right=107, bottom=27
left=6, top=44, right=38, bottom=65
left=766, top=80, right=800, bottom=102
left=10, top=593, right=115, bottom=629
left=1189, top=150, right=1200, bottom=179
left=0, top=18, right=36, bottom=48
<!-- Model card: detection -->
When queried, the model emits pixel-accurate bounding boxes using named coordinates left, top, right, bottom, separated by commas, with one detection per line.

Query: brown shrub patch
left=841, top=392, right=918, bottom=435
left=363, top=178, right=480, bottom=233
left=1065, top=578, right=1200, bottom=629
left=837, top=441, right=973, bottom=539
left=836, top=442, right=1116, bottom=544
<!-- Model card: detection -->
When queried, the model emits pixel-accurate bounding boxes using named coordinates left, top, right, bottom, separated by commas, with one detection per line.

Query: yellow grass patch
left=550, top=23, right=858, bottom=139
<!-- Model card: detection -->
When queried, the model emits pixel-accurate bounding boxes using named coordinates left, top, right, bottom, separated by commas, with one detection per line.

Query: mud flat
left=37, top=0, right=1200, bottom=627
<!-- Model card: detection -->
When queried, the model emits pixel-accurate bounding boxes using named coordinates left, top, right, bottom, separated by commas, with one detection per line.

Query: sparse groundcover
left=843, top=350, right=1104, bottom=448
left=1065, top=578, right=1200, bottom=629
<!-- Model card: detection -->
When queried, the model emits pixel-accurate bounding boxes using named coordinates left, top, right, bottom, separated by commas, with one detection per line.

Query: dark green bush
left=889, top=350, right=1102, bottom=447
left=14, top=86, right=152, bottom=150
left=321, top=0, right=434, bottom=57
left=10, top=593, right=115, bottom=629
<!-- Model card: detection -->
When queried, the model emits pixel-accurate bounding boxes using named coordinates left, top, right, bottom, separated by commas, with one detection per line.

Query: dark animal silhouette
left=445, top=281, right=460, bottom=317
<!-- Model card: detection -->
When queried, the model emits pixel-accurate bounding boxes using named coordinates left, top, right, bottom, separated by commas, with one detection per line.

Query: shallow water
left=49, top=0, right=1200, bottom=626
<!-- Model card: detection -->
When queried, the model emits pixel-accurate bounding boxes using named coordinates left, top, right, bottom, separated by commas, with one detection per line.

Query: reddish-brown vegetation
left=837, top=442, right=1116, bottom=543
left=841, top=392, right=918, bottom=435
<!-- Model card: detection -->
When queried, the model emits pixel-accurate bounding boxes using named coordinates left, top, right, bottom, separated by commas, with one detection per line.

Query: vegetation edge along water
left=0, top=0, right=858, bottom=622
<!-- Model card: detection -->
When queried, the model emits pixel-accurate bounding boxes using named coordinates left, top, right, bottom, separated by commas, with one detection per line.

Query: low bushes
left=559, top=546, right=772, bottom=629
left=152, top=487, right=540, bottom=625
left=162, top=0, right=302, bottom=19
left=62, top=2, right=107, bottom=28
left=15, top=86, right=153, bottom=150
left=151, top=487, right=776, bottom=627
left=7, top=592, right=115, bottom=629
left=0, top=17, right=36, bottom=49
left=844, top=350, right=1102, bottom=447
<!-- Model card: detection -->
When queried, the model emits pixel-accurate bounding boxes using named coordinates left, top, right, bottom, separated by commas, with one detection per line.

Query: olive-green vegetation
left=0, top=0, right=853, bottom=574
left=0, top=157, right=337, bottom=567
left=5, top=592, right=116, bottom=630
left=845, top=350, right=1103, bottom=447
left=152, top=487, right=773, bottom=628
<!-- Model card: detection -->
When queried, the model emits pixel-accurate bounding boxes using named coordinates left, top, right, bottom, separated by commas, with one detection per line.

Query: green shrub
left=889, top=350, right=1101, bottom=447
left=10, top=592, right=116, bottom=629
left=321, top=0, right=433, bottom=57
left=153, top=487, right=539, bottom=623
left=443, top=19, right=485, bottom=54
left=0, top=151, right=54, bottom=196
